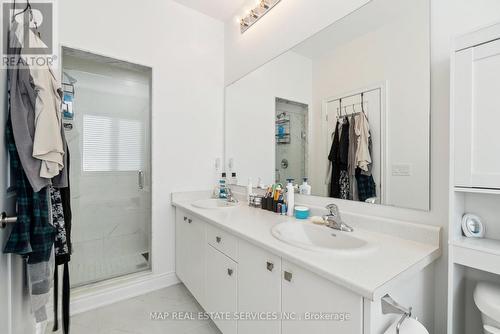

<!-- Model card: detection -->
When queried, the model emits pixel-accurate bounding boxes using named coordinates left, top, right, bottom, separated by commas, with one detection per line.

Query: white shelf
left=454, top=186, right=500, bottom=195
left=451, top=237, right=500, bottom=276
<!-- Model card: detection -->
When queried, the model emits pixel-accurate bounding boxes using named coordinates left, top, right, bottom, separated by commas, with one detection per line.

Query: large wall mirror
left=225, top=0, right=430, bottom=211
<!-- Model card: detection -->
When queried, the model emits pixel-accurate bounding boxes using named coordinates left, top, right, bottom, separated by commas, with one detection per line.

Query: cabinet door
left=206, top=245, right=238, bottom=334
left=238, top=240, right=282, bottom=334
left=175, top=210, right=206, bottom=305
left=454, top=39, right=500, bottom=188
left=281, top=260, right=363, bottom=334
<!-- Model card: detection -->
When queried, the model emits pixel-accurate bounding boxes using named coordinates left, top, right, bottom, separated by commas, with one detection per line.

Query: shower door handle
left=138, top=170, right=145, bottom=190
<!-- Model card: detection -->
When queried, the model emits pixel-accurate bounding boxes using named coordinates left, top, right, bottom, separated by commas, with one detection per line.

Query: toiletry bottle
left=247, top=178, right=253, bottom=203
left=213, top=160, right=221, bottom=198
left=299, top=178, right=312, bottom=195
left=231, top=172, right=238, bottom=185
left=219, top=172, right=227, bottom=199
left=286, top=179, right=295, bottom=217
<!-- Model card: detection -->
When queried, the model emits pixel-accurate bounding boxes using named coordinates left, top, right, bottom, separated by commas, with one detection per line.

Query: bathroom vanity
left=172, top=192, right=441, bottom=334
left=173, top=1, right=438, bottom=333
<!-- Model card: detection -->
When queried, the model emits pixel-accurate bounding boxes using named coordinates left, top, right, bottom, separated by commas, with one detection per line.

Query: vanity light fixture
left=239, top=0, right=281, bottom=33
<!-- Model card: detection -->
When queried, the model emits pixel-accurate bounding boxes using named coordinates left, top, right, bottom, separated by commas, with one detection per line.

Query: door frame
left=59, top=44, right=154, bottom=279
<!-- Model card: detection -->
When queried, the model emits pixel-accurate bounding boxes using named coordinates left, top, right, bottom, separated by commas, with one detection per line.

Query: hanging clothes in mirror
left=327, top=93, right=376, bottom=202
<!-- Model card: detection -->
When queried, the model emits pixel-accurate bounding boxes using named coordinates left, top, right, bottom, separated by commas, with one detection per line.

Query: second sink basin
left=192, top=199, right=239, bottom=209
left=271, top=222, right=372, bottom=253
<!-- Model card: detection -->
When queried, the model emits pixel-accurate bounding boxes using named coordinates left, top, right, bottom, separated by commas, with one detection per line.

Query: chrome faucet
left=323, top=204, right=353, bottom=232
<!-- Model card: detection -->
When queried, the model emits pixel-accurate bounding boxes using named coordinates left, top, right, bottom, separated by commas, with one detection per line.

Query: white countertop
left=172, top=192, right=441, bottom=301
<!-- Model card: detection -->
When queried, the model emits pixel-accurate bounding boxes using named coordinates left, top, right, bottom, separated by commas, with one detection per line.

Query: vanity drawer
left=207, top=224, right=238, bottom=261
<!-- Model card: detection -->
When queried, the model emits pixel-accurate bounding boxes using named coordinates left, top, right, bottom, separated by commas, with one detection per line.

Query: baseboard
left=68, top=271, right=179, bottom=317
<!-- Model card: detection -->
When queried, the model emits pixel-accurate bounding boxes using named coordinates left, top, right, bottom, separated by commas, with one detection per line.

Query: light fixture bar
left=240, top=0, right=281, bottom=33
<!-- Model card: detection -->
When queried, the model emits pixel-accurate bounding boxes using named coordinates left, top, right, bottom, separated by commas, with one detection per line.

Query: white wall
left=225, top=52, right=312, bottom=186
left=224, top=0, right=370, bottom=85
left=309, top=0, right=430, bottom=210
left=224, top=0, right=500, bottom=333
left=58, top=0, right=224, bottom=280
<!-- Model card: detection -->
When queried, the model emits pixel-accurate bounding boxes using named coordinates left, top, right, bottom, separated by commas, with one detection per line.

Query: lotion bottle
left=286, top=179, right=295, bottom=217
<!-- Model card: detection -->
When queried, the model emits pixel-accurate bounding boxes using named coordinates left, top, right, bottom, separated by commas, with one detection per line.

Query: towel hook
left=361, top=92, right=368, bottom=117
left=337, top=98, right=343, bottom=119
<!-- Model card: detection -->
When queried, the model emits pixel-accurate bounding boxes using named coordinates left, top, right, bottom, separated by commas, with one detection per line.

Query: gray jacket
left=8, top=22, right=68, bottom=192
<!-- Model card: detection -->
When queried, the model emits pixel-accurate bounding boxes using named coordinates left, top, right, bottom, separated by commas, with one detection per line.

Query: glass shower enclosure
left=61, top=48, right=152, bottom=287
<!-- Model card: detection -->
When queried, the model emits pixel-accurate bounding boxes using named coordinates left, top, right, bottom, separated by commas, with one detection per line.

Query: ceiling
left=172, top=0, right=248, bottom=22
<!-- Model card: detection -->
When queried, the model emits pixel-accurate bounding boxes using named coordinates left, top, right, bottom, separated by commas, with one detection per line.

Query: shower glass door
left=62, top=48, right=152, bottom=287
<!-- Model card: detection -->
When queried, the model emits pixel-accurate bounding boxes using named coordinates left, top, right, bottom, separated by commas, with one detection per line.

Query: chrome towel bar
left=381, top=294, right=413, bottom=334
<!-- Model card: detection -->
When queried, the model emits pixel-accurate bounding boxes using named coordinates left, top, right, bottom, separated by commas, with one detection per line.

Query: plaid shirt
left=355, top=168, right=377, bottom=202
left=3, top=116, right=55, bottom=264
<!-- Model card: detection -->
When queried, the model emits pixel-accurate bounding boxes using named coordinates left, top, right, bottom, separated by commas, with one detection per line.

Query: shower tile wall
left=275, top=100, right=308, bottom=184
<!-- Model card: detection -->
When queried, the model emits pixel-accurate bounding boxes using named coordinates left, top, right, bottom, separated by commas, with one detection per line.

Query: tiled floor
left=48, top=284, right=221, bottom=334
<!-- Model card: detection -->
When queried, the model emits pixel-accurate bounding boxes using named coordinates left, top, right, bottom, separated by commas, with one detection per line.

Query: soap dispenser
left=286, top=179, right=295, bottom=217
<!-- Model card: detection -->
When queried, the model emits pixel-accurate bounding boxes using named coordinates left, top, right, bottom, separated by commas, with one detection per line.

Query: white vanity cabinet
left=281, top=260, right=363, bottom=334
left=173, top=203, right=438, bottom=334
left=238, top=240, right=282, bottom=334
left=205, top=244, right=238, bottom=334
left=454, top=38, right=500, bottom=188
left=175, top=209, right=206, bottom=305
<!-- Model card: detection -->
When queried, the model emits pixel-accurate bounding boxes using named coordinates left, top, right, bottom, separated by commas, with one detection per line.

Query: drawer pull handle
left=216, top=236, right=222, bottom=243
left=227, top=268, right=234, bottom=276
left=188, top=219, right=192, bottom=224
left=284, top=271, right=293, bottom=282
left=266, top=262, right=274, bottom=272
left=183, top=216, right=188, bottom=221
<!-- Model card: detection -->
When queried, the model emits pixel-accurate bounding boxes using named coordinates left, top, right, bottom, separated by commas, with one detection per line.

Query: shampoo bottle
left=286, top=179, right=295, bottom=217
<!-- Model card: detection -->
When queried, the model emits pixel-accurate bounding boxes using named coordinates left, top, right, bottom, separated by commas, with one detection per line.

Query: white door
left=324, top=88, right=383, bottom=202
left=281, top=260, right=363, bottom=334
left=205, top=244, right=237, bottom=334
left=454, top=39, right=500, bottom=188
left=238, top=240, right=281, bottom=334
left=0, top=67, right=33, bottom=333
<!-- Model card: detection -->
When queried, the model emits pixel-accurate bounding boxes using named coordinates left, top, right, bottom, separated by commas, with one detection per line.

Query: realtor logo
left=2, top=1, right=55, bottom=68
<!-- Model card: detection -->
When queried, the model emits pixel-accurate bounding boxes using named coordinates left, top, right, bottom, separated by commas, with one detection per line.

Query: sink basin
left=192, top=199, right=239, bottom=209
left=271, top=222, right=371, bottom=253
